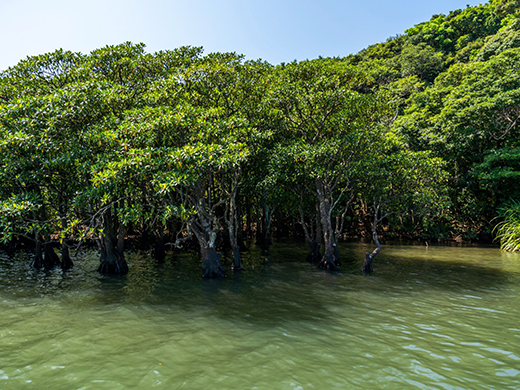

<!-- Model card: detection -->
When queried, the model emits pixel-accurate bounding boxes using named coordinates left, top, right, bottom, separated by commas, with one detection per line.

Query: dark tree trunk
left=357, top=199, right=372, bottom=238
left=316, top=179, right=340, bottom=271
left=232, top=247, right=242, bottom=271
left=259, top=202, right=273, bottom=255
left=319, top=242, right=338, bottom=271
left=98, top=211, right=128, bottom=274
left=291, top=218, right=297, bottom=241
left=229, top=229, right=244, bottom=271
left=237, top=229, right=248, bottom=252
left=201, top=245, right=226, bottom=278
left=188, top=178, right=227, bottom=278
left=298, top=203, right=321, bottom=263
left=332, top=202, right=351, bottom=265
left=362, top=212, right=382, bottom=275
left=98, top=232, right=128, bottom=274
left=314, top=204, right=322, bottom=261
left=226, top=186, right=245, bottom=271
left=7, top=237, right=16, bottom=258
left=139, top=227, right=151, bottom=251
left=275, top=215, right=281, bottom=239
left=31, top=232, right=44, bottom=269
left=236, top=203, right=248, bottom=252
left=362, top=251, right=374, bottom=275
left=117, top=221, right=125, bottom=255
left=43, top=232, right=60, bottom=269
left=308, top=241, right=321, bottom=263
left=60, top=218, right=73, bottom=271
left=255, top=206, right=263, bottom=245
left=332, top=235, right=340, bottom=264
left=153, top=225, right=166, bottom=262
left=246, top=200, right=252, bottom=239
left=61, top=242, right=73, bottom=271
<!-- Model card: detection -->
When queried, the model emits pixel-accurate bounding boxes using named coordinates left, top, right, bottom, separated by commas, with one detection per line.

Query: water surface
left=1, top=243, right=519, bottom=389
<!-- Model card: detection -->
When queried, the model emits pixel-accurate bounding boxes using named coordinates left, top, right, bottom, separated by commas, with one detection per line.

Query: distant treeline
left=1, top=0, right=519, bottom=276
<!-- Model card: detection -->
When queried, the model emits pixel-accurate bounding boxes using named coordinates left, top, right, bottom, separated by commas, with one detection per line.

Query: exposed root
left=31, top=254, right=44, bottom=269
left=61, top=254, right=74, bottom=271
left=44, top=248, right=61, bottom=270
left=203, top=266, right=227, bottom=278
left=361, top=253, right=373, bottom=275
left=318, top=258, right=340, bottom=271
left=202, top=251, right=227, bottom=278
left=97, top=259, right=129, bottom=275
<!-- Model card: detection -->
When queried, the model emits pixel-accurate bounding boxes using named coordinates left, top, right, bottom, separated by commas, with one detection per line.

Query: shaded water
left=1, top=243, right=520, bottom=389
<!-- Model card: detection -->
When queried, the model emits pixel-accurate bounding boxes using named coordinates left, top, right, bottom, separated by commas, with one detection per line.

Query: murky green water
left=1, top=243, right=519, bottom=389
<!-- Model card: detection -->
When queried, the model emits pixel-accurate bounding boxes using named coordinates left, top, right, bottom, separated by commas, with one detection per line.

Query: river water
left=1, top=242, right=519, bottom=389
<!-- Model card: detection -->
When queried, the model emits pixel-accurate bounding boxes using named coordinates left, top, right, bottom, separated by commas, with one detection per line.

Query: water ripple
left=1, top=245, right=520, bottom=389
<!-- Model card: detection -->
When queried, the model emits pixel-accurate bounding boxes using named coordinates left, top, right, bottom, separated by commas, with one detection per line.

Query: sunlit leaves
left=494, top=199, right=520, bottom=251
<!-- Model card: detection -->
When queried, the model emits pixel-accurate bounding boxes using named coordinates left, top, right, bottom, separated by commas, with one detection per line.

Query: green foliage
left=475, top=18, right=520, bottom=61
left=494, top=200, right=520, bottom=251
left=396, top=44, right=520, bottom=234
left=472, top=147, right=520, bottom=201
left=493, top=0, right=520, bottom=19
left=399, top=43, right=445, bottom=83
left=341, top=1, right=520, bottom=238
left=405, top=4, right=501, bottom=54
left=268, top=60, right=391, bottom=184
left=400, top=47, right=520, bottom=166
left=2, top=0, right=520, bottom=260
left=384, top=75, right=425, bottom=108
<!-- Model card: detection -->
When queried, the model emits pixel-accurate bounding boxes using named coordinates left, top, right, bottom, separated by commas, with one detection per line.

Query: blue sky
left=0, top=0, right=484, bottom=70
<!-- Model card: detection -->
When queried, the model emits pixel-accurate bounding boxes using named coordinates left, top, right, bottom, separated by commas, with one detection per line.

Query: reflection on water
left=0, top=243, right=519, bottom=389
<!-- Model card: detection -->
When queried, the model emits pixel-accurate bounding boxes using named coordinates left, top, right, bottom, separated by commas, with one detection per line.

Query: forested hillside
left=1, top=0, right=519, bottom=276
left=346, top=0, right=520, bottom=243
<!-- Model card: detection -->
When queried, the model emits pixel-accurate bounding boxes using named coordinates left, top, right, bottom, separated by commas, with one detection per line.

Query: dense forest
left=1, top=0, right=519, bottom=277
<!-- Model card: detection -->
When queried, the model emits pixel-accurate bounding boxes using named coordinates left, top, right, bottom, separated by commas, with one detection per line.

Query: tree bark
left=255, top=206, right=263, bottom=244
left=226, top=184, right=244, bottom=271
left=187, top=179, right=227, bottom=278
left=193, top=222, right=226, bottom=278
left=316, top=179, right=340, bottom=271
left=232, top=247, right=242, bottom=271
left=298, top=202, right=321, bottom=263
left=117, top=221, right=125, bottom=255
left=192, top=209, right=225, bottom=277
left=201, top=244, right=226, bottom=278
left=308, top=240, right=321, bottom=263
left=60, top=218, right=73, bottom=271
left=229, top=223, right=244, bottom=270
left=261, top=202, right=273, bottom=254
left=97, top=210, right=128, bottom=274
left=291, top=217, right=297, bottom=241
left=333, top=201, right=351, bottom=263
left=31, top=232, right=44, bottom=269
left=43, top=232, right=60, bottom=269
left=362, top=212, right=382, bottom=275
left=153, top=225, right=166, bottom=262
left=246, top=200, right=252, bottom=239
left=333, top=237, right=340, bottom=264
left=61, top=241, right=73, bottom=271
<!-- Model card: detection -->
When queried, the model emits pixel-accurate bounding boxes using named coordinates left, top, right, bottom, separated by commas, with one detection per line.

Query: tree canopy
left=1, top=0, right=520, bottom=278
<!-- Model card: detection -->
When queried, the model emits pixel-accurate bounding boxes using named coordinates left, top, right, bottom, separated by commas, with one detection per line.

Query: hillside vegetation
left=1, top=0, right=519, bottom=276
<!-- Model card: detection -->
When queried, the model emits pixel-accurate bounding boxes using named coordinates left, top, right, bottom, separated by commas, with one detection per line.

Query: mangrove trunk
left=362, top=214, right=382, bottom=275
left=98, top=211, right=128, bottom=274
left=316, top=179, right=340, bottom=271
